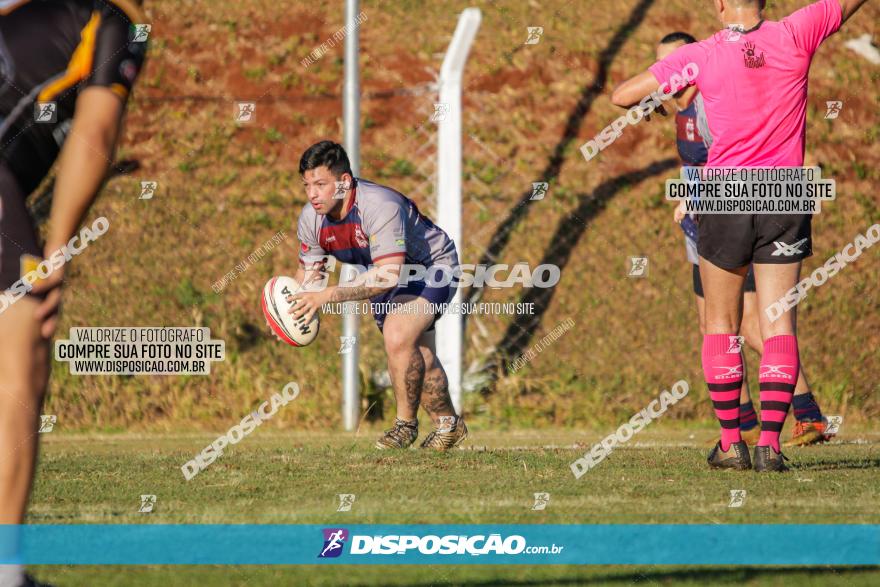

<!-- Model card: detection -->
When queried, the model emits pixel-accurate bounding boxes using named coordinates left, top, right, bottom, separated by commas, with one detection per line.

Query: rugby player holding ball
left=287, top=141, right=467, bottom=450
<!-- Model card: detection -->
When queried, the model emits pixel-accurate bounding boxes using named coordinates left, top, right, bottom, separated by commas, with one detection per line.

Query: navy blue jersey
left=675, top=98, right=709, bottom=167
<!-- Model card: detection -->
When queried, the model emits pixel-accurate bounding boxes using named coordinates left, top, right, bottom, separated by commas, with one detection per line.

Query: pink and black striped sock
left=702, top=334, right=744, bottom=451
left=758, top=335, right=800, bottom=452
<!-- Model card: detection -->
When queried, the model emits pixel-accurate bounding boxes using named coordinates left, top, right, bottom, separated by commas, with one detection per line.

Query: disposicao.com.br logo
left=318, top=528, right=349, bottom=558
left=318, top=528, right=564, bottom=558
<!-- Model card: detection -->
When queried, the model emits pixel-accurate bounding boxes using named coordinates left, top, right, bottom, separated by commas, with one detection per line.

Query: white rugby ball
left=261, top=276, right=320, bottom=347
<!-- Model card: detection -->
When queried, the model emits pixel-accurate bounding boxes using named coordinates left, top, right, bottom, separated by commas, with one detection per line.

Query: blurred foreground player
left=0, top=2, right=147, bottom=585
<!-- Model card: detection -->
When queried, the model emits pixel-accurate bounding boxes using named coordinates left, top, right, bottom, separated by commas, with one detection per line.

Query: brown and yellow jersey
left=0, top=0, right=147, bottom=193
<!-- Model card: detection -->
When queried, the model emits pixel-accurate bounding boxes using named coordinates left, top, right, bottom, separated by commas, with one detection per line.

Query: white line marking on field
left=461, top=439, right=876, bottom=451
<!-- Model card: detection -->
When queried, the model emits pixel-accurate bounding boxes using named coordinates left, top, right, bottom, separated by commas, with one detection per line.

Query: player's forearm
left=46, top=125, right=117, bottom=252
left=330, top=262, right=401, bottom=302
left=611, top=71, right=661, bottom=108
left=330, top=283, right=393, bottom=302
left=840, top=0, right=869, bottom=23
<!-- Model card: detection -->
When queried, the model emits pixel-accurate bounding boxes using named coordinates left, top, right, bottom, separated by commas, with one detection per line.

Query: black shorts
left=697, top=214, right=812, bottom=269
left=692, top=263, right=755, bottom=298
left=0, top=165, right=41, bottom=290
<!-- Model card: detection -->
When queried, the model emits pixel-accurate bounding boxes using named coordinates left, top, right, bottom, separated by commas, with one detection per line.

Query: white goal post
left=341, top=6, right=481, bottom=428
left=435, top=8, right=481, bottom=413
left=342, top=0, right=361, bottom=431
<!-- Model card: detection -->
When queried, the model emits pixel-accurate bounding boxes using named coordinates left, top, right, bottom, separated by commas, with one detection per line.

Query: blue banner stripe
left=3, top=524, right=877, bottom=565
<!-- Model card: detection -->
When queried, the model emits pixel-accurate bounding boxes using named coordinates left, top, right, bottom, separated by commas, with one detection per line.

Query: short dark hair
left=298, top=141, right=352, bottom=177
left=659, top=32, right=697, bottom=45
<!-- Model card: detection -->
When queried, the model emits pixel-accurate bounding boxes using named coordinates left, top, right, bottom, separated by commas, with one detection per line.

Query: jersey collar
left=727, top=19, right=764, bottom=35
left=341, top=178, right=358, bottom=217
left=328, top=178, right=358, bottom=223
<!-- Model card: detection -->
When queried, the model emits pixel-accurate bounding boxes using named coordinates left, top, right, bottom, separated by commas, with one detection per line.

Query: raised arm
left=611, top=70, right=663, bottom=109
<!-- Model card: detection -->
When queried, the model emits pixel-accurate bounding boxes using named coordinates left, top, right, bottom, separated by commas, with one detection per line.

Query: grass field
left=28, top=565, right=880, bottom=587
left=29, top=427, right=880, bottom=585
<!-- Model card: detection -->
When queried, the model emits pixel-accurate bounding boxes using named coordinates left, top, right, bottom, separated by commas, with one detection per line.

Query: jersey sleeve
left=782, top=0, right=843, bottom=55
left=648, top=42, right=702, bottom=93
left=296, top=207, right=328, bottom=269
left=364, top=201, right=408, bottom=262
left=83, top=1, right=148, bottom=102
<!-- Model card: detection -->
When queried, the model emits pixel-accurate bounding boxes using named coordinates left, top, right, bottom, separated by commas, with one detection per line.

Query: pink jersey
left=649, top=0, right=842, bottom=167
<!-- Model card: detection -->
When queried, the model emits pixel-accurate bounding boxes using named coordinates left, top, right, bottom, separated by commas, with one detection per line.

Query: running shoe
left=753, top=445, right=790, bottom=472
left=375, top=418, right=418, bottom=449
left=420, top=416, right=468, bottom=451
left=707, top=440, right=752, bottom=470
left=783, top=419, right=831, bottom=447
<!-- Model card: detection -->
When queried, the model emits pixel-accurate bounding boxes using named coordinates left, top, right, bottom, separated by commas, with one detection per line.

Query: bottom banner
left=3, top=524, right=878, bottom=565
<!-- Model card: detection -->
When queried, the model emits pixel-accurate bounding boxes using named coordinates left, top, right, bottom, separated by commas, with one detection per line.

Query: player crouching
left=287, top=141, right=467, bottom=450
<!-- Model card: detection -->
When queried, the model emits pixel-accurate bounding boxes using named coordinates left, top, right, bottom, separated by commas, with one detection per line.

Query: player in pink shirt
left=612, top=0, right=869, bottom=472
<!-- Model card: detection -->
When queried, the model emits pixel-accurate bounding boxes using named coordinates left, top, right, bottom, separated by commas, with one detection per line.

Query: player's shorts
left=0, top=164, right=41, bottom=291
left=697, top=214, right=812, bottom=269
left=370, top=279, right=455, bottom=333
left=692, top=263, right=755, bottom=298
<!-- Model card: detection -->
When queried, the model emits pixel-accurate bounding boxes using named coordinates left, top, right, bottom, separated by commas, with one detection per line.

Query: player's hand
left=673, top=200, right=687, bottom=224
left=29, top=260, right=65, bottom=339
left=286, top=289, right=329, bottom=323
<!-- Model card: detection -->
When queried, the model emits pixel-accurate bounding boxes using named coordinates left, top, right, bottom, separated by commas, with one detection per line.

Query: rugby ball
left=261, top=276, right=320, bottom=347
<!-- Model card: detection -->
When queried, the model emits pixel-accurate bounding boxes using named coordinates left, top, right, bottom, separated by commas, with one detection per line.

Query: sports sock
left=702, top=334, right=744, bottom=451
left=739, top=400, right=758, bottom=431
left=792, top=391, right=822, bottom=422
left=758, top=335, right=799, bottom=452
left=437, top=415, right=457, bottom=432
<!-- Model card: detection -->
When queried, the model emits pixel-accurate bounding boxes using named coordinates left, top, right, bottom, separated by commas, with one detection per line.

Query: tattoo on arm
left=330, top=262, right=401, bottom=302
left=329, top=285, right=388, bottom=302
